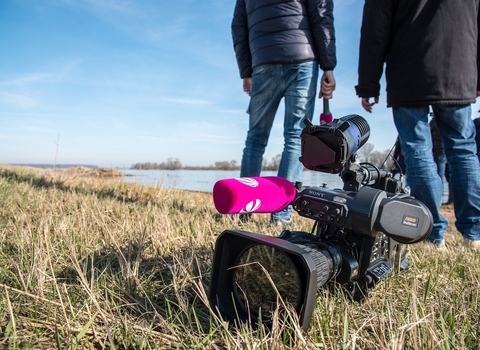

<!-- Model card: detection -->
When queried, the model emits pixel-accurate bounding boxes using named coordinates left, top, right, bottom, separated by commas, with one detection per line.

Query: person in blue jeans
left=231, top=0, right=336, bottom=227
left=356, top=0, right=480, bottom=251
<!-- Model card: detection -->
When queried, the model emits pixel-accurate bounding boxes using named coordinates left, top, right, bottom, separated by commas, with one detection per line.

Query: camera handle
left=340, top=157, right=404, bottom=194
left=340, top=157, right=367, bottom=192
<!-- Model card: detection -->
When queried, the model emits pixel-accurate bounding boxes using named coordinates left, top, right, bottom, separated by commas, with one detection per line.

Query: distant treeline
left=130, top=155, right=283, bottom=171
left=130, top=144, right=396, bottom=171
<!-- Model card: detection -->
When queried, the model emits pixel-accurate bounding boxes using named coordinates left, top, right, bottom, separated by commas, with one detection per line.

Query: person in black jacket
left=231, top=0, right=336, bottom=227
left=356, top=0, right=480, bottom=251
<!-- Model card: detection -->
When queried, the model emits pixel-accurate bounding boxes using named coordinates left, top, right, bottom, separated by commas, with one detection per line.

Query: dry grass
left=0, top=165, right=478, bottom=349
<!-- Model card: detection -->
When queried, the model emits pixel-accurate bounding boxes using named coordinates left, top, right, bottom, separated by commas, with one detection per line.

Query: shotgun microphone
left=212, top=176, right=296, bottom=214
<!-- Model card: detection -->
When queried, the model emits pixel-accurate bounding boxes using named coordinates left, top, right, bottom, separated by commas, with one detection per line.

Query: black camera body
left=209, top=115, right=433, bottom=331
left=288, top=176, right=430, bottom=304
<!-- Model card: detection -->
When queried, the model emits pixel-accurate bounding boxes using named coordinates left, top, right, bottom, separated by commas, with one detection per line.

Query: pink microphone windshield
left=320, top=113, right=333, bottom=124
left=212, top=176, right=297, bottom=214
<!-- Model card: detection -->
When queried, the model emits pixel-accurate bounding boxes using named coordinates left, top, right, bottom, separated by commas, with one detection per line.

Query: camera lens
left=233, top=244, right=302, bottom=319
left=232, top=243, right=342, bottom=320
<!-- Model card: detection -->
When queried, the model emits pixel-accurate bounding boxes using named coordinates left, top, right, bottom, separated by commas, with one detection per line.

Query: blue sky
left=1, top=0, right=479, bottom=168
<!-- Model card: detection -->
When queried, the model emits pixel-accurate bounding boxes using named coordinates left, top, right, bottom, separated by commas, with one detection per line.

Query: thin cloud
left=1, top=61, right=81, bottom=87
left=1, top=73, right=50, bottom=87
left=146, top=15, right=193, bottom=43
left=0, top=92, right=39, bottom=109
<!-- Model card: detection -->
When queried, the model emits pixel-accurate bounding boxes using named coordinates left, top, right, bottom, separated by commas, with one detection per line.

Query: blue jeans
left=240, top=62, right=318, bottom=221
left=393, top=105, right=480, bottom=243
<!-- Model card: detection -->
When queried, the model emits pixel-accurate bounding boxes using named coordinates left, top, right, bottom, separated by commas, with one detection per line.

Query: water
left=120, top=169, right=345, bottom=193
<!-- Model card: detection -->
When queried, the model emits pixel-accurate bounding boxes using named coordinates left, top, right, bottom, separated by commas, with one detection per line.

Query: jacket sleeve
left=231, top=0, right=252, bottom=79
left=307, top=0, right=336, bottom=71
left=355, top=0, right=394, bottom=98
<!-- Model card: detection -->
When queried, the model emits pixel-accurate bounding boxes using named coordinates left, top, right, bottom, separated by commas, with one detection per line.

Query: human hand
left=318, top=70, right=335, bottom=99
left=243, top=77, right=252, bottom=96
left=361, top=97, right=379, bottom=113
left=477, top=91, right=480, bottom=97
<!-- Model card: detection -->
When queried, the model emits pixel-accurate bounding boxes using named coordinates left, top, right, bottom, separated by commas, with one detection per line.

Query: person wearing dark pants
left=356, top=0, right=480, bottom=251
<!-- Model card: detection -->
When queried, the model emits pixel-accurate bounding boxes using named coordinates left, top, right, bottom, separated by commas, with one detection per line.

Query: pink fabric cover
left=213, top=176, right=297, bottom=214
left=320, top=113, right=333, bottom=124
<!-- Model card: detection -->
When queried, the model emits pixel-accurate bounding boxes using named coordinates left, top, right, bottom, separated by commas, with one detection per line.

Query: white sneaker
left=425, top=241, right=446, bottom=251
left=464, top=239, right=480, bottom=252
left=436, top=242, right=447, bottom=251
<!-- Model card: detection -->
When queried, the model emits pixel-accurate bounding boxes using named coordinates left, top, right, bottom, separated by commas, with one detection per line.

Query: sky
left=1, top=0, right=480, bottom=169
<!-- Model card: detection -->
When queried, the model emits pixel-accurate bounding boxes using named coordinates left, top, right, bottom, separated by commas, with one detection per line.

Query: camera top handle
left=341, top=159, right=407, bottom=194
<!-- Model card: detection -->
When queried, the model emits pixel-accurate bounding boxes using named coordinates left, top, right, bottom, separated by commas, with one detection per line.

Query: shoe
left=464, top=239, right=480, bottom=252
left=270, top=217, right=293, bottom=229
left=435, top=242, right=447, bottom=251
left=425, top=241, right=447, bottom=251
left=227, top=213, right=251, bottom=223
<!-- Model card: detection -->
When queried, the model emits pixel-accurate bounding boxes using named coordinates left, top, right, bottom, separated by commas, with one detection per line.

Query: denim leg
left=240, top=64, right=284, bottom=177
left=272, top=62, right=318, bottom=221
left=432, top=104, right=480, bottom=241
left=277, top=62, right=318, bottom=182
left=240, top=62, right=318, bottom=221
left=393, top=106, right=448, bottom=244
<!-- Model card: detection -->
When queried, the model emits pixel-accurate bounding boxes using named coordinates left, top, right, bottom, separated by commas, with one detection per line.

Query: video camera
left=209, top=115, right=433, bottom=331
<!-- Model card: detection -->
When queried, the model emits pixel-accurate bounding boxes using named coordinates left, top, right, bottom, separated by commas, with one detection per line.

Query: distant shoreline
left=8, top=164, right=245, bottom=171
left=8, top=163, right=100, bottom=169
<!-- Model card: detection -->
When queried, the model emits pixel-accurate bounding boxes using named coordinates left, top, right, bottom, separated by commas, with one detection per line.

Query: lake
left=118, top=169, right=450, bottom=203
left=120, top=169, right=345, bottom=193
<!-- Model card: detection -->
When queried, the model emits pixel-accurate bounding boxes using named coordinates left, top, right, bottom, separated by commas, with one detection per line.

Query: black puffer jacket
left=356, top=0, right=480, bottom=107
left=232, top=0, right=336, bottom=79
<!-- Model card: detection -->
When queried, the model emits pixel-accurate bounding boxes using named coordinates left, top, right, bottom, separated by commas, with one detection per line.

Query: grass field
left=0, top=165, right=478, bottom=349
